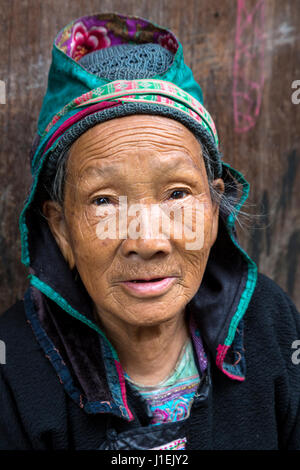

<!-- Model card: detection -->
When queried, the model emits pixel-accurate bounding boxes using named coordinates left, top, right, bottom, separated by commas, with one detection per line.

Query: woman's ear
left=42, top=200, right=75, bottom=270
left=210, top=178, right=225, bottom=246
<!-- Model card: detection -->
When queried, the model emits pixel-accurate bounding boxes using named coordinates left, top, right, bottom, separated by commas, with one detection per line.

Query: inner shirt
left=124, top=337, right=200, bottom=426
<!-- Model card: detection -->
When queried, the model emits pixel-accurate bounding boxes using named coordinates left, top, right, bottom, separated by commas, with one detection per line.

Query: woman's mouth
left=121, top=277, right=177, bottom=297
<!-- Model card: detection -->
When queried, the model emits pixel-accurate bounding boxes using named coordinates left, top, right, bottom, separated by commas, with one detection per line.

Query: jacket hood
left=19, top=12, right=257, bottom=420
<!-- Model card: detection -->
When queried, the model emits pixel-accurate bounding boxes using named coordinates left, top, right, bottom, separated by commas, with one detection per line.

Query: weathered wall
left=0, top=0, right=299, bottom=311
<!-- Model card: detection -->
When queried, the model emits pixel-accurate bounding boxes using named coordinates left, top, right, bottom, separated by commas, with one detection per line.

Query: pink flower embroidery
left=70, top=21, right=111, bottom=61
left=158, top=33, right=178, bottom=54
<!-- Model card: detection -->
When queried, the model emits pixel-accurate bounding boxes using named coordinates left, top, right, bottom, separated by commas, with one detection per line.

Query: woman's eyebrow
left=79, top=165, right=116, bottom=179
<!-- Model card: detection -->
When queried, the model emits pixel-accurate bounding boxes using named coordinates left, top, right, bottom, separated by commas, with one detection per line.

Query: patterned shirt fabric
left=124, top=332, right=203, bottom=450
left=151, top=437, right=188, bottom=450
left=125, top=338, right=200, bottom=424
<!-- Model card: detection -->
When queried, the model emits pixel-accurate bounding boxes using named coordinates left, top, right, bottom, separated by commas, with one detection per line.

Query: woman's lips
left=121, top=277, right=177, bottom=297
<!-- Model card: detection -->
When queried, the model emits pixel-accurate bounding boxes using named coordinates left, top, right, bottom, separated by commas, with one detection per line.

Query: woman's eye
left=169, top=189, right=189, bottom=200
left=92, top=197, right=111, bottom=206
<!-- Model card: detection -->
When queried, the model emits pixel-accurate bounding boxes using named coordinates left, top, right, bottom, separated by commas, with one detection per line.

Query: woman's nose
left=121, top=236, right=172, bottom=259
left=120, top=205, right=173, bottom=259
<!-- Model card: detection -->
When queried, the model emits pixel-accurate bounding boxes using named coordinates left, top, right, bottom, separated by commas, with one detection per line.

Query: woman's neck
left=96, top=307, right=189, bottom=386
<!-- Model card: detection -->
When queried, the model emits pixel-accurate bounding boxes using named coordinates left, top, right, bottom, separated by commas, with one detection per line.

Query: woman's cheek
left=70, top=204, right=109, bottom=244
left=160, top=195, right=212, bottom=250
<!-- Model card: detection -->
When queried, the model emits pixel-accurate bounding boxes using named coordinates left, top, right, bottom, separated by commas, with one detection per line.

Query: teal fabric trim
left=19, top=151, right=51, bottom=267
left=28, top=273, right=119, bottom=361
left=28, top=273, right=134, bottom=420
left=152, top=42, right=204, bottom=105
left=24, top=286, right=131, bottom=419
left=19, top=139, right=60, bottom=266
left=221, top=162, right=258, bottom=347
left=37, top=45, right=109, bottom=135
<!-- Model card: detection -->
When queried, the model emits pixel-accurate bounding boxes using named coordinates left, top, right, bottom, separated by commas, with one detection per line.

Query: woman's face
left=43, top=115, right=224, bottom=329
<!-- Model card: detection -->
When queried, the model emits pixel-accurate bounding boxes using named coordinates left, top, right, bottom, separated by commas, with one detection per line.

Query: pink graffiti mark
left=233, top=0, right=265, bottom=133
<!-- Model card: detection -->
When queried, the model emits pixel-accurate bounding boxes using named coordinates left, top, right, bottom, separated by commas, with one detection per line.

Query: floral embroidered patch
left=55, top=13, right=179, bottom=61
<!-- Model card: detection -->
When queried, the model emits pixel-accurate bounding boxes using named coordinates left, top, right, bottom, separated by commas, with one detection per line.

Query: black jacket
left=1, top=272, right=300, bottom=450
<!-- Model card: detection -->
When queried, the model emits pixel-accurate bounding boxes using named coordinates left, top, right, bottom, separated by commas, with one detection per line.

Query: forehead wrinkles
left=90, top=117, right=189, bottom=143
left=68, top=118, right=203, bottom=177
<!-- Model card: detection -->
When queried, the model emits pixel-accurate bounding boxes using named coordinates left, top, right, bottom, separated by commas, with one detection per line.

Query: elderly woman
left=0, top=12, right=300, bottom=451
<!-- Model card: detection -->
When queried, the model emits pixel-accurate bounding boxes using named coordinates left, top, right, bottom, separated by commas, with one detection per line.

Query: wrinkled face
left=43, top=115, right=224, bottom=329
